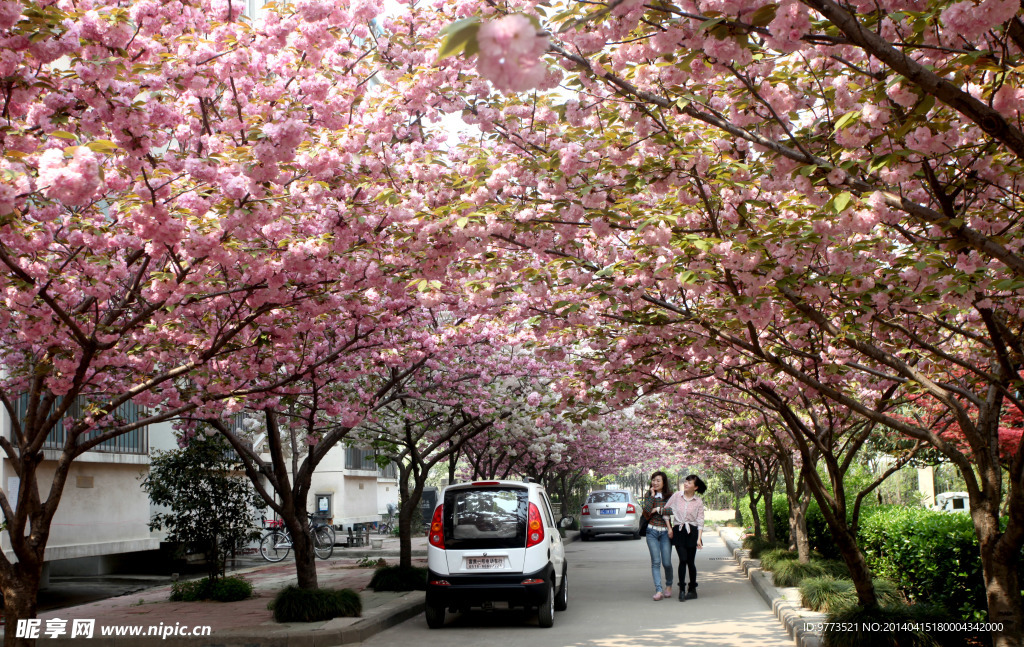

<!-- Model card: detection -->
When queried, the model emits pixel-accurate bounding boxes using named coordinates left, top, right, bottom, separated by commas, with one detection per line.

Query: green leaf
left=86, top=140, right=119, bottom=154
left=749, top=4, right=778, bottom=27
left=832, top=110, right=860, bottom=134
left=438, top=18, right=481, bottom=60
left=50, top=130, right=77, bottom=140
left=833, top=191, right=853, bottom=213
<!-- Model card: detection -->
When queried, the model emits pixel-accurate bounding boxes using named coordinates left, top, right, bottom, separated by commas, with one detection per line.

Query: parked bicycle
left=378, top=503, right=396, bottom=535
left=259, top=517, right=334, bottom=562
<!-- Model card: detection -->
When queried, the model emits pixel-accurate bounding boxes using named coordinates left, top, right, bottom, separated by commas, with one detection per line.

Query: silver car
left=579, top=490, right=641, bottom=540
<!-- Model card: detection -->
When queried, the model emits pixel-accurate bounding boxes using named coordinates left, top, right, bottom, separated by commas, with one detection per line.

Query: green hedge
left=169, top=576, right=254, bottom=602
left=859, top=507, right=988, bottom=621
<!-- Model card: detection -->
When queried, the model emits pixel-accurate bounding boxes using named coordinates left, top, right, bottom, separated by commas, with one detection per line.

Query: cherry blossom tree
left=436, top=2, right=1024, bottom=642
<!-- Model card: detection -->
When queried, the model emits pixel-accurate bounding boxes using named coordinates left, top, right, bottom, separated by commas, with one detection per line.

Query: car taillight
left=429, top=504, right=444, bottom=548
left=582, top=504, right=590, bottom=516
left=527, top=502, right=545, bottom=547
left=626, top=503, right=636, bottom=514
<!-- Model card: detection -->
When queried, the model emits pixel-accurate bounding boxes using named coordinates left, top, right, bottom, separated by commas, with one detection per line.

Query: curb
left=35, top=591, right=426, bottom=647
left=717, top=528, right=825, bottom=647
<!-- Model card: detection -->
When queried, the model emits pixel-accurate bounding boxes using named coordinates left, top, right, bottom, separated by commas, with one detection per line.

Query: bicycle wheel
left=313, top=526, right=334, bottom=560
left=260, top=531, right=290, bottom=562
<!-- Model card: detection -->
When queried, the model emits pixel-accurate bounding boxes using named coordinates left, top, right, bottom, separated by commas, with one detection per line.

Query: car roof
left=444, top=480, right=537, bottom=491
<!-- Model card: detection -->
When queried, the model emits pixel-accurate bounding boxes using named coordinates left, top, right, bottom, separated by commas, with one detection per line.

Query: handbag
left=638, top=510, right=650, bottom=537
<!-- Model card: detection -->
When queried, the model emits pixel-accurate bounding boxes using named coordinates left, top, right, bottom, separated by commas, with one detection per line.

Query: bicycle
left=259, top=518, right=334, bottom=562
left=378, top=503, right=396, bottom=535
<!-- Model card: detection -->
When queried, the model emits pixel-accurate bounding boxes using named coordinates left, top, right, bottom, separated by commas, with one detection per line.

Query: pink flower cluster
left=476, top=14, right=549, bottom=93
left=37, top=147, right=101, bottom=207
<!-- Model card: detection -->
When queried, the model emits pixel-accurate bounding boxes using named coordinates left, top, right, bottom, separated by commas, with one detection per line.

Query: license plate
left=466, top=557, right=505, bottom=569
left=600, top=509, right=616, bottom=515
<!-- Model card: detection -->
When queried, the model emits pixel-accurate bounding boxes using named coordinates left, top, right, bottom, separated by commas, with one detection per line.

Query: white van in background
left=932, top=491, right=970, bottom=512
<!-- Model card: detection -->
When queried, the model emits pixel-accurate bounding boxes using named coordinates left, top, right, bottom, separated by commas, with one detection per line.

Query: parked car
left=425, top=480, right=568, bottom=628
left=580, top=489, right=641, bottom=540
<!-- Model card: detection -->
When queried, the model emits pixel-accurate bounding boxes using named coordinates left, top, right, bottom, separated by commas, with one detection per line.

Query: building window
left=13, top=394, right=148, bottom=454
left=345, top=447, right=398, bottom=478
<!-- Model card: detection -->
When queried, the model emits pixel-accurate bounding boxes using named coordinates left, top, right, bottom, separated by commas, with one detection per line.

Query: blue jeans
left=646, top=527, right=673, bottom=592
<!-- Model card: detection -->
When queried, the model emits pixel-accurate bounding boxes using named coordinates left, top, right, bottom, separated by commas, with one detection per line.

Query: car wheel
left=554, top=569, right=568, bottom=611
left=580, top=531, right=590, bottom=542
left=538, top=580, right=555, bottom=628
left=631, top=530, right=641, bottom=539
left=425, top=602, right=446, bottom=629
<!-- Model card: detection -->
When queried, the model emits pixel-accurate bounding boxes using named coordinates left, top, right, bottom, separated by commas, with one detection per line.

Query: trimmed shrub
left=799, top=576, right=903, bottom=613
left=823, top=604, right=955, bottom=647
left=210, top=576, right=254, bottom=602
left=771, top=559, right=826, bottom=587
left=368, top=565, right=427, bottom=591
left=759, top=548, right=799, bottom=571
left=169, top=576, right=253, bottom=602
left=270, top=586, right=361, bottom=623
left=859, top=507, right=987, bottom=621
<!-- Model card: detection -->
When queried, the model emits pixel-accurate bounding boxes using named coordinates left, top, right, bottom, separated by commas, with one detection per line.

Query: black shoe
left=684, top=587, right=698, bottom=600
left=678, top=587, right=685, bottom=601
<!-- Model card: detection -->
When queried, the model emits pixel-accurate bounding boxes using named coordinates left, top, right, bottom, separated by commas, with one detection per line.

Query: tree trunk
left=747, top=482, right=763, bottom=538
left=2, top=561, right=42, bottom=647
left=973, top=495, right=1023, bottom=647
left=285, top=510, right=317, bottom=590
left=789, top=500, right=811, bottom=563
left=397, top=468, right=429, bottom=569
left=803, top=468, right=879, bottom=609
left=763, top=487, right=776, bottom=544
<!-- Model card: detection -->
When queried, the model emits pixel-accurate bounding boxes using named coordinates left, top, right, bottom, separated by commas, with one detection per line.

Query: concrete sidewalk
left=17, top=534, right=435, bottom=647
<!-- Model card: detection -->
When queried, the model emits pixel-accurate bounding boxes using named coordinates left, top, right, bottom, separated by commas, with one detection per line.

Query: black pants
left=672, top=525, right=699, bottom=588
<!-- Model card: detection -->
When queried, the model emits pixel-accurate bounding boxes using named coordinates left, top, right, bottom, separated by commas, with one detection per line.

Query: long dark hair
left=650, top=470, right=674, bottom=498
left=683, top=474, right=707, bottom=495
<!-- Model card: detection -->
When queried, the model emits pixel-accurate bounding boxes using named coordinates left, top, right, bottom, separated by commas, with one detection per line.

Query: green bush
left=859, top=507, right=988, bottom=621
left=368, top=565, right=427, bottom=591
left=771, top=559, right=826, bottom=587
left=799, top=576, right=903, bottom=613
left=270, top=586, right=361, bottom=623
left=823, top=604, right=954, bottom=647
left=759, top=548, right=799, bottom=571
left=169, top=576, right=253, bottom=602
left=210, top=576, right=254, bottom=602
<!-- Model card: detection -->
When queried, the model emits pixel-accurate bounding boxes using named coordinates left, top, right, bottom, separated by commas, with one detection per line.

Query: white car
left=425, top=480, right=568, bottom=628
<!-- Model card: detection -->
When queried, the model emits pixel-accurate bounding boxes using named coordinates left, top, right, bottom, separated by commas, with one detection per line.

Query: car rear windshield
left=588, top=491, right=628, bottom=503
left=443, top=486, right=528, bottom=550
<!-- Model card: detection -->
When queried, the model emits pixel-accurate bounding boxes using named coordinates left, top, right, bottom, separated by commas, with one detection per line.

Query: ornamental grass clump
left=368, top=565, right=428, bottom=591
left=758, top=548, right=799, bottom=571
left=800, top=577, right=903, bottom=614
left=771, top=559, right=826, bottom=587
left=270, top=586, right=361, bottom=623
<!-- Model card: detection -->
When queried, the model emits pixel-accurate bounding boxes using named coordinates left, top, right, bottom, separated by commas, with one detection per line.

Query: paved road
left=357, top=530, right=795, bottom=647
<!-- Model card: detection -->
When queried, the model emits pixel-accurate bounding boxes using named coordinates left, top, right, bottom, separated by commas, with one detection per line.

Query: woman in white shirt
left=665, top=474, right=706, bottom=601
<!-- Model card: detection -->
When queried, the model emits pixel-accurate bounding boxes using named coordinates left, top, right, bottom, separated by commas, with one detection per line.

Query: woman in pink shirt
left=665, top=474, right=706, bottom=601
